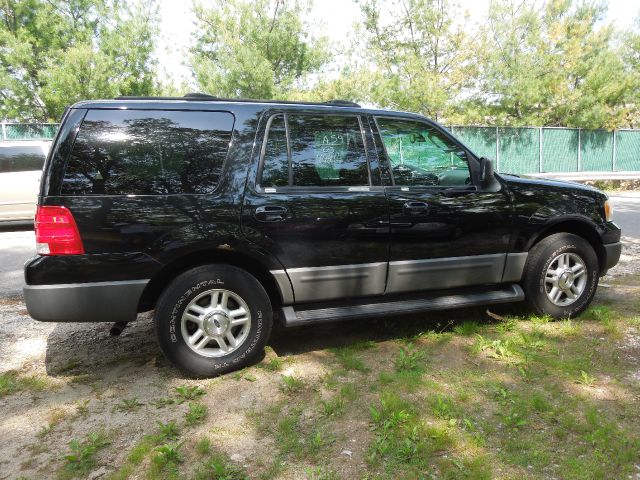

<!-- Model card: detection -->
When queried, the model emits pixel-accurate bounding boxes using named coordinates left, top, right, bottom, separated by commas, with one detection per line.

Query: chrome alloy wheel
left=180, top=289, right=251, bottom=358
left=544, top=252, right=588, bottom=307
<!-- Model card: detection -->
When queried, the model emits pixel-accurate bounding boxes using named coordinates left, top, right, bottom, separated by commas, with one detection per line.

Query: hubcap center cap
left=558, top=270, right=574, bottom=289
left=203, top=311, right=230, bottom=336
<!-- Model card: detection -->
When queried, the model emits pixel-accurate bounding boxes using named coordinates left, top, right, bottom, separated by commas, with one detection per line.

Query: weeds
left=193, top=453, right=248, bottom=480
left=185, top=403, right=208, bottom=425
left=576, top=370, right=596, bottom=387
left=61, top=431, right=110, bottom=475
left=0, top=371, right=49, bottom=398
left=280, top=375, right=305, bottom=394
left=393, top=344, right=425, bottom=372
left=150, top=397, right=175, bottom=409
left=157, top=420, right=180, bottom=441
left=112, top=397, right=144, bottom=413
left=260, top=357, right=284, bottom=372
left=174, top=385, right=206, bottom=403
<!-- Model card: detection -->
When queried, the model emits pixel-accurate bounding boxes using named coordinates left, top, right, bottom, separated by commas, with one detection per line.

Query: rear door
left=371, top=116, right=513, bottom=294
left=242, top=110, right=389, bottom=304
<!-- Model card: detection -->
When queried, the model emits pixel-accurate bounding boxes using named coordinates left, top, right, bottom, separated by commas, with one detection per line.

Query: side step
left=278, top=284, right=524, bottom=327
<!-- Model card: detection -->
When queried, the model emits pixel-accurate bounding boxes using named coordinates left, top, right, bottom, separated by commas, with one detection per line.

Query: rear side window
left=260, top=113, right=370, bottom=188
left=0, top=146, right=46, bottom=173
left=62, top=110, right=234, bottom=195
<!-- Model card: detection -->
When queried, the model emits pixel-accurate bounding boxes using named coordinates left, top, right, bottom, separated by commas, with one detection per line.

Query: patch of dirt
left=604, top=236, right=640, bottom=279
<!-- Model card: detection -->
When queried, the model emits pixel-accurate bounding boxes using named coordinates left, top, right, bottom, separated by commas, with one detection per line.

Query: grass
left=185, top=402, right=208, bottom=426
left=112, top=397, right=144, bottom=413
left=0, top=371, right=49, bottom=398
left=193, top=452, right=248, bottom=480
left=330, top=341, right=375, bottom=372
left=174, top=385, right=206, bottom=403
left=59, top=431, right=110, bottom=479
left=279, top=374, right=305, bottom=394
left=30, top=292, right=640, bottom=480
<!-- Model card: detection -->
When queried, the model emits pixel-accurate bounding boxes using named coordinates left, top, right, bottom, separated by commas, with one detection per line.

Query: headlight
left=604, top=199, right=613, bottom=222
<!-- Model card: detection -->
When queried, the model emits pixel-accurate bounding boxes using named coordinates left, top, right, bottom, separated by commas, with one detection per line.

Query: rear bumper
left=23, top=279, right=148, bottom=323
left=602, top=241, right=622, bottom=274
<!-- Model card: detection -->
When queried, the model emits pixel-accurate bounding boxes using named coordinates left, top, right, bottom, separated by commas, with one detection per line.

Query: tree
left=0, top=0, right=158, bottom=121
left=470, top=0, right=634, bottom=128
left=357, top=0, right=480, bottom=122
left=190, top=0, right=329, bottom=99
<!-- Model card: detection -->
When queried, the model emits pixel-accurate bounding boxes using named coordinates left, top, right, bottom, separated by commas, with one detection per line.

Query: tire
left=154, top=264, right=273, bottom=378
left=521, top=233, right=599, bottom=319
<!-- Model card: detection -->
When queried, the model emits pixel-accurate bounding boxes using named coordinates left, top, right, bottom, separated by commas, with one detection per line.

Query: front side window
left=375, top=118, right=470, bottom=187
left=261, top=114, right=369, bottom=188
left=62, top=109, right=234, bottom=195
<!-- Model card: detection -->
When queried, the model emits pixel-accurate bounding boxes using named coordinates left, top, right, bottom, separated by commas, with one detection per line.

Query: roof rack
left=114, top=93, right=361, bottom=108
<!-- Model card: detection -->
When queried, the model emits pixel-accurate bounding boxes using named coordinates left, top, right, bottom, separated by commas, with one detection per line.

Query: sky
left=155, top=0, right=640, bottom=87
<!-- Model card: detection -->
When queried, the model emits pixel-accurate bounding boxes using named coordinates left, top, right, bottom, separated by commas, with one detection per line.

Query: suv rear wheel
left=522, top=233, right=599, bottom=319
left=154, top=265, right=272, bottom=377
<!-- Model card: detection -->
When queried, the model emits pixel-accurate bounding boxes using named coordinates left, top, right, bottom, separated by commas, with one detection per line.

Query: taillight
left=34, top=206, right=84, bottom=255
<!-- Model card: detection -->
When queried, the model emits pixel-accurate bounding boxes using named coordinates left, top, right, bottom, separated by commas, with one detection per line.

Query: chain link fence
left=450, top=126, right=640, bottom=174
left=2, top=122, right=639, bottom=174
left=1, top=122, right=59, bottom=141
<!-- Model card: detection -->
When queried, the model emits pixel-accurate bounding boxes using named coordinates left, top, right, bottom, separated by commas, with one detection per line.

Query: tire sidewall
left=155, top=265, right=272, bottom=377
left=527, top=234, right=599, bottom=318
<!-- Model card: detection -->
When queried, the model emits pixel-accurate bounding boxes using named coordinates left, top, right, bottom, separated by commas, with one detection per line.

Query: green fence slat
left=497, top=127, right=539, bottom=174
left=3, top=123, right=58, bottom=140
left=580, top=130, right=613, bottom=172
left=541, top=128, right=578, bottom=172
left=615, top=131, right=640, bottom=172
left=451, top=126, right=497, bottom=161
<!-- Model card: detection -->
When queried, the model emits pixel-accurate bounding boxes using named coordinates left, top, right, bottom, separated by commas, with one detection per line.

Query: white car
left=0, top=141, right=50, bottom=222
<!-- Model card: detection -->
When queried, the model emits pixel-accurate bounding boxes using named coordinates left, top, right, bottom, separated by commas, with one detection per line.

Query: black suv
left=24, top=94, right=622, bottom=377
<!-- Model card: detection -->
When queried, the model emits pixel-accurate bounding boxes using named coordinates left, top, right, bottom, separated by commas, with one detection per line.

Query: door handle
left=255, top=205, right=288, bottom=222
left=403, top=201, right=429, bottom=215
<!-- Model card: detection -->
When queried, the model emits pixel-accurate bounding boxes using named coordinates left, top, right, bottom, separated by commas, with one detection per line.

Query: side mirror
left=480, top=157, right=494, bottom=184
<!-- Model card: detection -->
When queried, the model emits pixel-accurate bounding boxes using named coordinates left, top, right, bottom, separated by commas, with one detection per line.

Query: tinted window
left=0, top=146, right=46, bottom=173
left=261, top=115, right=289, bottom=187
left=376, top=118, right=470, bottom=187
left=62, top=110, right=234, bottom=195
left=260, top=114, right=369, bottom=188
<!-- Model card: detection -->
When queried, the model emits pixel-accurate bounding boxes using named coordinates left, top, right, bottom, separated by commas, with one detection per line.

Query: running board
left=278, top=284, right=524, bottom=327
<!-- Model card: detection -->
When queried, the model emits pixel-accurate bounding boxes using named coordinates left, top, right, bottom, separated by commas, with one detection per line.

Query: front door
left=243, top=111, right=389, bottom=303
left=371, top=116, right=513, bottom=294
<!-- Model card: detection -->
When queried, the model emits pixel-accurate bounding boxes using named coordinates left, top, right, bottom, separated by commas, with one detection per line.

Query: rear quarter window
left=0, top=146, right=46, bottom=173
left=61, top=109, right=234, bottom=195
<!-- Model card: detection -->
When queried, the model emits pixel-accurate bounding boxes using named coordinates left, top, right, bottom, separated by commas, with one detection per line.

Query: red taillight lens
left=34, top=206, right=84, bottom=255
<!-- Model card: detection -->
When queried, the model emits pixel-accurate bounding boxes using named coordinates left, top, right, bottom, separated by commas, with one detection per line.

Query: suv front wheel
left=154, top=265, right=273, bottom=377
left=522, top=233, right=599, bottom=319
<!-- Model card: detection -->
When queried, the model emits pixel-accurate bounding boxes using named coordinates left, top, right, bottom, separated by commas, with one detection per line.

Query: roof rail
left=323, top=100, right=361, bottom=107
left=113, top=94, right=361, bottom=108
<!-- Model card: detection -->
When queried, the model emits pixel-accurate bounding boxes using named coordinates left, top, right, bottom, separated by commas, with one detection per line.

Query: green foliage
left=185, top=402, right=208, bottom=426
left=191, top=0, right=328, bottom=99
left=358, top=0, right=479, bottom=122
left=174, top=385, right=206, bottom=403
left=62, top=431, right=110, bottom=474
left=0, top=0, right=159, bottom=121
left=157, top=421, right=180, bottom=441
left=280, top=375, right=305, bottom=394
left=193, top=453, right=248, bottom=480
left=112, top=397, right=144, bottom=413
left=467, top=0, right=635, bottom=129
left=0, top=371, right=48, bottom=397
left=393, top=345, right=425, bottom=372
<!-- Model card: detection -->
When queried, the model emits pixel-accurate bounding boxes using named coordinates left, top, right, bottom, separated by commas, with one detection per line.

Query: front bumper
left=23, top=279, right=148, bottom=323
left=602, top=241, right=622, bottom=274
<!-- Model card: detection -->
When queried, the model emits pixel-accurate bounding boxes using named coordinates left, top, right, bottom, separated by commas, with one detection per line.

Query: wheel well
left=528, top=220, right=605, bottom=271
left=137, top=250, right=283, bottom=313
